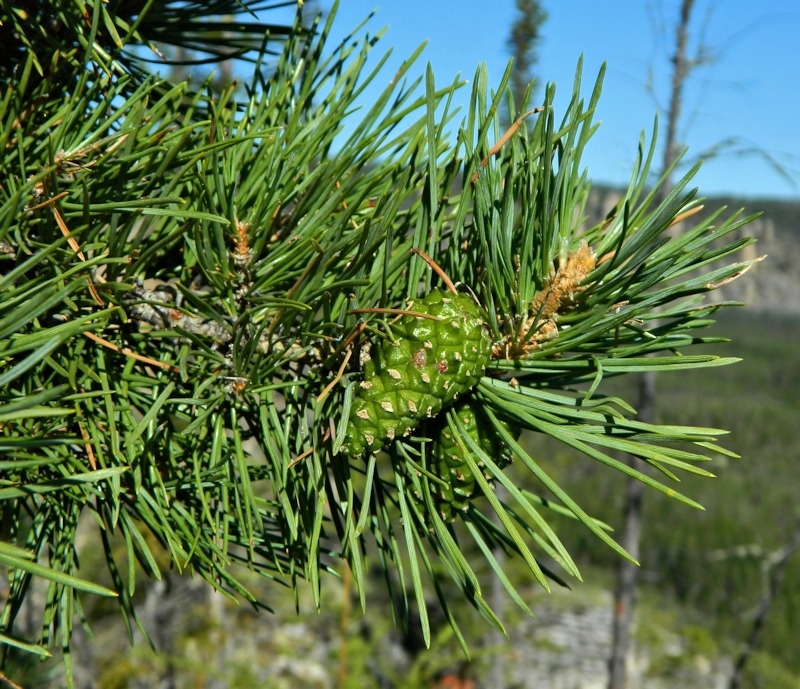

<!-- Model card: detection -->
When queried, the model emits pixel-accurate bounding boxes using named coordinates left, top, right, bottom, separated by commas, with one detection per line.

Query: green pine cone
left=429, top=398, right=515, bottom=518
left=342, top=290, right=492, bottom=456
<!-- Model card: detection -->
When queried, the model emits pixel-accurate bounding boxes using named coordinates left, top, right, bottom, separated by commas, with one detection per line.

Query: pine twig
left=126, top=281, right=233, bottom=344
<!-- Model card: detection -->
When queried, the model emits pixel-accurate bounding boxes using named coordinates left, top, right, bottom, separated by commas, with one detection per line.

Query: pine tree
left=0, top=1, right=759, bottom=684
left=507, top=0, right=548, bottom=108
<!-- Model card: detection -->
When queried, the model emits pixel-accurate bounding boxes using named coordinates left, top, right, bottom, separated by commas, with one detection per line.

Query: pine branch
left=0, top=1, right=760, bottom=681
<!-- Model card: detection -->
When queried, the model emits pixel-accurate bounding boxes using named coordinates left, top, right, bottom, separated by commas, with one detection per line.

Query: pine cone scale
left=342, top=290, right=492, bottom=456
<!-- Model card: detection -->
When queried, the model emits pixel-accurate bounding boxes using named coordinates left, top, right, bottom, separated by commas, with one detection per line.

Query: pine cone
left=429, top=397, right=515, bottom=519
left=343, top=290, right=491, bottom=456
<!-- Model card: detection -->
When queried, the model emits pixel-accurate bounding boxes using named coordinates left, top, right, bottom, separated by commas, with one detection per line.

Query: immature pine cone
left=343, top=290, right=492, bottom=456
left=428, top=397, right=515, bottom=519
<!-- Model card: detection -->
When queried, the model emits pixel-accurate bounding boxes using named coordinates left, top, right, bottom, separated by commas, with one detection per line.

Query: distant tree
left=607, top=2, right=786, bottom=687
left=506, top=0, right=548, bottom=112
left=608, top=2, right=702, bottom=688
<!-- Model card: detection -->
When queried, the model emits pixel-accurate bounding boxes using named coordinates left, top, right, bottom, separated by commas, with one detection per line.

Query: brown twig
left=410, top=247, right=458, bottom=295
left=82, top=330, right=180, bottom=373
left=347, top=307, right=441, bottom=321
left=76, top=415, right=97, bottom=470
left=333, top=321, right=367, bottom=360
left=669, top=204, right=704, bottom=227
left=25, top=190, right=69, bottom=213
left=0, top=670, right=27, bottom=689
left=470, top=106, right=544, bottom=184
left=316, top=347, right=353, bottom=403
left=285, top=252, right=323, bottom=302
left=266, top=251, right=323, bottom=338
left=288, top=446, right=314, bottom=469
left=706, top=256, right=765, bottom=289
left=48, top=196, right=105, bottom=307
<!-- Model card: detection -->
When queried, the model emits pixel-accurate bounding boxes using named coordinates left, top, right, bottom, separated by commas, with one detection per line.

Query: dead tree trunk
left=607, top=3, right=694, bottom=687
left=607, top=373, right=653, bottom=688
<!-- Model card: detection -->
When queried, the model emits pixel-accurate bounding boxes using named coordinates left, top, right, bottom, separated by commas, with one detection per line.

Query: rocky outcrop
left=500, top=588, right=734, bottom=689
left=586, top=186, right=800, bottom=315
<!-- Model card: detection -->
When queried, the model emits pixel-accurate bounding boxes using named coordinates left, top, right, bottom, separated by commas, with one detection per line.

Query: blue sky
left=304, top=1, right=799, bottom=201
